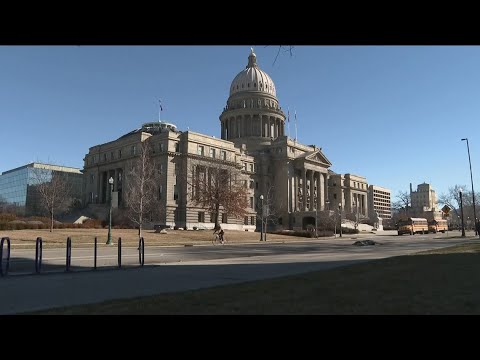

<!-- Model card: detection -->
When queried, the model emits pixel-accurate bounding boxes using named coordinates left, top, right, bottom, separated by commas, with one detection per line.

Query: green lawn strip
left=31, top=250, right=480, bottom=315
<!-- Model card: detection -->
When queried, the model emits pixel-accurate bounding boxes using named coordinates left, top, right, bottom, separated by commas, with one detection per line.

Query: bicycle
left=212, top=233, right=226, bottom=245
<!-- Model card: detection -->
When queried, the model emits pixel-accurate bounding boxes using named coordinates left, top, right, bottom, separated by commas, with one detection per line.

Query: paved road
left=0, top=232, right=475, bottom=314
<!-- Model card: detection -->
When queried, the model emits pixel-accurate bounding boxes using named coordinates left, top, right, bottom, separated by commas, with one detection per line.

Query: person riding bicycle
left=213, top=224, right=225, bottom=244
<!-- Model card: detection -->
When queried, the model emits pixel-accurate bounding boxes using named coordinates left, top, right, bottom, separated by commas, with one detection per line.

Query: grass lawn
left=0, top=228, right=312, bottom=249
left=32, top=242, right=480, bottom=315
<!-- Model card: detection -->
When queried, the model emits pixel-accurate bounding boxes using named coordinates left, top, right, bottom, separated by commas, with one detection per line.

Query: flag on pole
left=159, top=99, right=163, bottom=111
left=287, top=108, right=290, bottom=122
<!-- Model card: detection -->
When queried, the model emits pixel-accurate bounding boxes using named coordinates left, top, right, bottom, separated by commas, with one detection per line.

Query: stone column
left=292, top=169, right=298, bottom=211
left=318, top=172, right=322, bottom=210
left=260, top=116, right=264, bottom=137
left=310, top=170, right=314, bottom=211
left=324, top=172, right=328, bottom=208
left=302, top=169, right=307, bottom=211
left=114, top=169, right=118, bottom=192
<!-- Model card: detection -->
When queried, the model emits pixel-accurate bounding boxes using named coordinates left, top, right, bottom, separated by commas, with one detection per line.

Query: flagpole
left=294, top=110, right=298, bottom=143
left=287, top=107, right=291, bottom=140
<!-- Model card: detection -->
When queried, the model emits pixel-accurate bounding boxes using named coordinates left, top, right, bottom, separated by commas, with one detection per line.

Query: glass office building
left=0, top=163, right=83, bottom=216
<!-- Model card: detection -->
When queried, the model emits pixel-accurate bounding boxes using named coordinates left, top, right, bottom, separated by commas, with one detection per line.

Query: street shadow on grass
left=14, top=251, right=480, bottom=315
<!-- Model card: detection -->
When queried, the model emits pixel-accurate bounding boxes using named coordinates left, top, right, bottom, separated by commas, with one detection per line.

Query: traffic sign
left=442, top=205, right=451, bottom=215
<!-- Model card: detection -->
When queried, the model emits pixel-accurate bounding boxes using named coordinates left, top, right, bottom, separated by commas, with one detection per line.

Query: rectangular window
left=159, top=143, right=164, bottom=152
left=250, top=196, right=254, bottom=209
left=104, top=153, right=107, bottom=162
left=244, top=163, right=247, bottom=171
left=198, top=212, right=205, bottom=222
left=131, top=145, right=136, bottom=156
left=209, top=148, right=216, bottom=158
left=158, top=185, right=163, bottom=200
left=90, top=174, right=94, bottom=184
left=210, top=213, right=215, bottom=223
left=333, top=194, right=337, bottom=199
left=251, top=216, right=255, bottom=225
left=221, top=151, right=226, bottom=160
left=250, top=180, right=254, bottom=189
left=250, top=164, right=254, bottom=172
left=256, top=182, right=258, bottom=189
left=175, top=143, right=180, bottom=152
left=244, top=216, right=249, bottom=225
left=159, top=164, right=163, bottom=174
left=222, top=213, right=227, bottom=223
left=118, top=149, right=122, bottom=159
left=174, top=185, right=178, bottom=200
left=111, top=152, right=114, bottom=160
left=198, top=145, right=204, bottom=156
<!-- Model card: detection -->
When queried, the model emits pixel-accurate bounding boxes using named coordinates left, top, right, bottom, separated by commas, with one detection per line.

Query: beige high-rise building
left=410, top=182, right=438, bottom=215
left=368, top=185, right=392, bottom=220
left=83, top=49, right=333, bottom=231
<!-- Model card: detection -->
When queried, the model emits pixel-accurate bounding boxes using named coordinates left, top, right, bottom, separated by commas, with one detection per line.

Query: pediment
left=305, top=150, right=332, bottom=167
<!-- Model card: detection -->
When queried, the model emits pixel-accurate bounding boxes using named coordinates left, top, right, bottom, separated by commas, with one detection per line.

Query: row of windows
left=373, top=190, right=390, bottom=196
left=244, top=216, right=256, bottom=225
left=197, top=212, right=236, bottom=224
left=352, top=181, right=366, bottom=189
left=232, top=82, right=273, bottom=91
left=197, top=145, right=227, bottom=160
left=89, top=142, right=182, bottom=167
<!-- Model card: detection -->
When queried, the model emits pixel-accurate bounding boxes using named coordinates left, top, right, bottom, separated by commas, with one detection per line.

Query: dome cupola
left=229, top=48, right=276, bottom=97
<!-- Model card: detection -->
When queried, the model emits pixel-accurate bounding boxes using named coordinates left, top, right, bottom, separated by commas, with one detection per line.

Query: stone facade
left=82, top=49, right=347, bottom=231
left=328, top=173, right=368, bottom=219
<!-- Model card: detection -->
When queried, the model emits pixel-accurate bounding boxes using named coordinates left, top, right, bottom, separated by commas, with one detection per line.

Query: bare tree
left=187, top=159, right=249, bottom=229
left=392, top=190, right=411, bottom=217
left=255, top=185, right=281, bottom=240
left=438, top=185, right=466, bottom=218
left=123, top=139, right=161, bottom=240
left=30, top=167, right=73, bottom=232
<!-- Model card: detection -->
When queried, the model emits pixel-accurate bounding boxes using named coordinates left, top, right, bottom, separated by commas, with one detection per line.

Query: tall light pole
left=315, top=201, right=318, bottom=239
left=259, top=195, right=264, bottom=241
left=461, top=138, right=477, bottom=236
left=106, top=176, right=114, bottom=245
left=326, top=200, right=332, bottom=237
left=338, top=203, right=343, bottom=238
left=460, top=188, right=466, bottom=237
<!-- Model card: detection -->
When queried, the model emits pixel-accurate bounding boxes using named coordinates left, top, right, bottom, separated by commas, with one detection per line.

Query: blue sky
left=1, top=45, right=479, bottom=201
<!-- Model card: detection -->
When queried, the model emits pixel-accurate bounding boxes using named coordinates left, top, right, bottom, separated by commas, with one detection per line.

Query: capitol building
left=82, top=49, right=389, bottom=231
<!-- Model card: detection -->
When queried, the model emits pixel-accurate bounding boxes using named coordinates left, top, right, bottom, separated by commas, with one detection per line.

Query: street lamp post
left=315, top=202, right=318, bottom=239
left=462, top=138, right=478, bottom=236
left=106, top=176, right=114, bottom=245
left=460, top=188, right=466, bottom=237
left=338, top=203, right=343, bottom=238
left=259, top=195, right=264, bottom=241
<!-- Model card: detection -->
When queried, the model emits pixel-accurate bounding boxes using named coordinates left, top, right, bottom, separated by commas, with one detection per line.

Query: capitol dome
left=229, top=48, right=276, bottom=97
